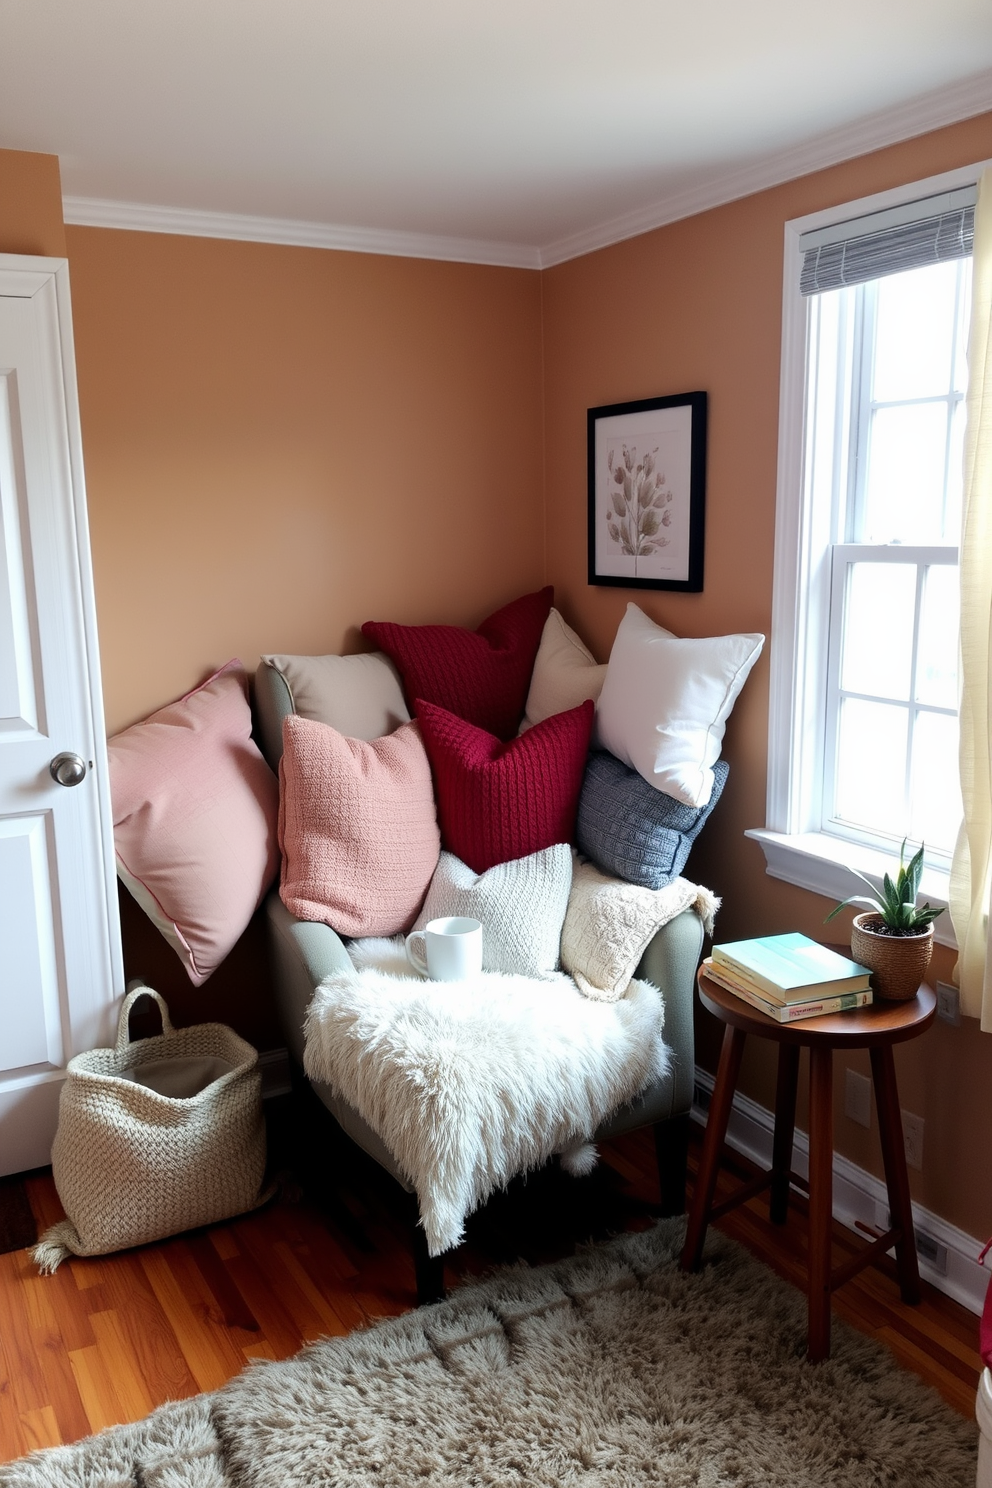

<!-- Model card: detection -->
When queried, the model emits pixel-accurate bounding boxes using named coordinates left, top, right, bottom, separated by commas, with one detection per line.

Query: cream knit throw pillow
left=414, top=845, right=573, bottom=978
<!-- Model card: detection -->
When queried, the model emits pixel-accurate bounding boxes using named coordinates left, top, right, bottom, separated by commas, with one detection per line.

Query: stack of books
left=703, top=932, right=872, bottom=1022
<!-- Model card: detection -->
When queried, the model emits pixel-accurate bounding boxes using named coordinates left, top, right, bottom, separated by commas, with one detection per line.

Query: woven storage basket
left=35, top=985, right=270, bottom=1272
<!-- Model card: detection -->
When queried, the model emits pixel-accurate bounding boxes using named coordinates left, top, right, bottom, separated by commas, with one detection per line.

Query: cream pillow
left=414, top=845, right=573, bottom=978
left=521, top=609, right=608, bottom=730
left=596, top=603, right=764, bottom=808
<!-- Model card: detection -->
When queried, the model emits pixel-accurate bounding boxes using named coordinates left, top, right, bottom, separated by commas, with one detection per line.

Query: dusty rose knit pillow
left=415, top=698, right=594, bottom=875
left=108, top=660, right=280, bottom=987
left=278, top=715, right=440, bottom=937
left=362, top=587, right=553, bottom=740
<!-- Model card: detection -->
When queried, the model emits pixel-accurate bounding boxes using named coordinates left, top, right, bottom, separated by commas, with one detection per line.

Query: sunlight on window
left=872, top=261, right=959, bottom=402
left=840, top=563, right=915, bottom=700
left=815, top=251, right=969, bottom=864
left=835, top=698, right=907, bottom=836
left=862, top=403, right=952, bottom=544
left=917, top=565, right=960, bottom=711
left=908, top=711, right=961, bottom=853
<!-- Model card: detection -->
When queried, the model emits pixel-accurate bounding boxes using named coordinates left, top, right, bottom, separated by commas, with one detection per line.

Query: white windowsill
left=744, top=828, right=957, bottom=952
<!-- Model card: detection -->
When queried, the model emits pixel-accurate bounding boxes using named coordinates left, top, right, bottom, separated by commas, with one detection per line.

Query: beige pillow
left=261, top=652, right=410, bottom=742
left=521, top=609, right=608, bottom=730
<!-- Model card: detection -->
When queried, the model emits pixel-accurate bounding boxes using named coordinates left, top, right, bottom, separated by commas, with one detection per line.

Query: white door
left=0, top=255, right=123, bottom=1176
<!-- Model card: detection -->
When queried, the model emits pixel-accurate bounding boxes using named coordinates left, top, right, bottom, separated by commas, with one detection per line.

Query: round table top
left=696, top=967, right=936, bottom=1048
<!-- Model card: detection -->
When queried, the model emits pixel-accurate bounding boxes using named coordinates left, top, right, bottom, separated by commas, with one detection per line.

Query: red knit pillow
left=415, top=698, right=594, bottom=874
left=362, top=587, right=553, bottom=740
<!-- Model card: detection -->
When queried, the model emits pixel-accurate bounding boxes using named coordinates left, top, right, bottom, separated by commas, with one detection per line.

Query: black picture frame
left=587, top=391, right=707, bottom=592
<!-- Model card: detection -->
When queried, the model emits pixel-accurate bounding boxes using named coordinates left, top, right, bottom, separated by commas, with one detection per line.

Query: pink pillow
left=415, top=698, right=594, bottom=875
left=362, top=587, right=553, bottom=740
left=108, top=661, right=280, bottom=987
left=279, top=715, right=440, bottom=937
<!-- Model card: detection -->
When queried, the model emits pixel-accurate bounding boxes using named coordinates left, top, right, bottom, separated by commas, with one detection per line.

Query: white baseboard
left=692, top=1065, right=989, bottom=1317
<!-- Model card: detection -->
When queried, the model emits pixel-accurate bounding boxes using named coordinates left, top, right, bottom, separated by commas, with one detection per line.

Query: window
left=749, top=169, right=983, bottom=943
left=812, top=256, right=971, bottom=860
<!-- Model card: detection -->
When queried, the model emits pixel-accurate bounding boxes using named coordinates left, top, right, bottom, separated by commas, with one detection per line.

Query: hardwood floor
left=0, top=1102, right=982, bottom=1464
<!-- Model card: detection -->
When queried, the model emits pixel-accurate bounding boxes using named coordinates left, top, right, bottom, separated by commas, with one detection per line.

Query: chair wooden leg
left=656, top=1113, right=690, bottom=1217
left=681, top=1024, right=746, bottom=1272
left=412, top=1219, right=446, bottom=1306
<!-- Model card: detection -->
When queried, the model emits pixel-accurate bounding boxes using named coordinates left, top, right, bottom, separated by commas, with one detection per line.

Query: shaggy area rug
left=0, top=1220, right=977, bottom=1487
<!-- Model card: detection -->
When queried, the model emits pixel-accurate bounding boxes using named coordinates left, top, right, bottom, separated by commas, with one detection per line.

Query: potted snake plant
left=825, top=839, right=943, bottom=1001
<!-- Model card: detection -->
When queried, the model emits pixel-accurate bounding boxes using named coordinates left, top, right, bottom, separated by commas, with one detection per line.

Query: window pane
left=834, top=697, right=907, bottom=836
left=917, top=565, right=959, bottom=709
left=872, top=262, right=958, bottom=402
left=840, top=562, right=915, bottom=701
left=862, top=402, right=949, bottom=543
left=909, top=710, right=961, bottom=856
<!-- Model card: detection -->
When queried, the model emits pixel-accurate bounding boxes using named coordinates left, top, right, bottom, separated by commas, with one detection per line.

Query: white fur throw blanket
left=561, top=864, right=720, bottom=1001
left=303, top=938, right=670, bottom=1256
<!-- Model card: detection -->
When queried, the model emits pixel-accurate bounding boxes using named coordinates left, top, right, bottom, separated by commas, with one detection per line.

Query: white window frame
left=747, top=159, right=991, bottom=951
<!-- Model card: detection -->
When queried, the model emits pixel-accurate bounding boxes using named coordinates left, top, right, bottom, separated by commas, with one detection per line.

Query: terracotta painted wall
left=65, top=228, right=545, bottom=735
left=62, top=225, right=544, bottom=1037
left=0, top=148, right=65, bottom=258
left=542, top=112, right=992, bottom=1239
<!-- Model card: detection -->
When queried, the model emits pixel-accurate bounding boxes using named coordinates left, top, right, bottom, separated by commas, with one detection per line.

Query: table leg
left=870, top=1042, right=922, bottom=1305
left=770, top=1043, right=800, bottom=1225
left=680, top=1024, right=746, bottom=1272
left=807, top=1043, right=834, bottom=1362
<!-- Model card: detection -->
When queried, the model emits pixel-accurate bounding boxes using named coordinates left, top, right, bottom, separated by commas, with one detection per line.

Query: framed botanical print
left=587, top=391, right=707, bottom=592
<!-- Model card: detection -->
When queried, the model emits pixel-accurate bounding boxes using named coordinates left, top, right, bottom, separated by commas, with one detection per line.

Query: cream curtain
left=951, top=168, right=992, bottom=1027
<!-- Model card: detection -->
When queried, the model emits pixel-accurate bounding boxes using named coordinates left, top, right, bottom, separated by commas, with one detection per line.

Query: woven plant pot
left=851, top=912, right=933, bottom=1002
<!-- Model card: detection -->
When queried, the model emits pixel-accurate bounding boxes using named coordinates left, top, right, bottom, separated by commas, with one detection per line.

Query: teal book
left=711, top=932, right=871, bottom=1001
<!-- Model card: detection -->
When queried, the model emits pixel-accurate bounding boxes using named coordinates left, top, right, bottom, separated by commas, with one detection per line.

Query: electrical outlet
left=874, top=1203, right=948, bottom=1273
left=844, top=1068, right=872, bottom=1128
left=902, top=1110, right=924, bottom=1170
left=936, top=981, right=961, bottom=1026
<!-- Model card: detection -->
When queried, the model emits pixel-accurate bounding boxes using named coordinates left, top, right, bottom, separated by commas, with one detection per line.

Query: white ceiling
left=1, top=0, right=991, bottom=267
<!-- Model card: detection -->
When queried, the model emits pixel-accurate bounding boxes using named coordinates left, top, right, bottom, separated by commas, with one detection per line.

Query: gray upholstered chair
left=254, top=654, right=704, bottom=1303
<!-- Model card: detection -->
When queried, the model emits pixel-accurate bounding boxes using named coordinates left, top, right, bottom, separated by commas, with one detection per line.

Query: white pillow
left=521, top=609, right=607, bottom=731
left=596, top=603, right=764, bottom=808
left=414, top=845, right=573, bottom=978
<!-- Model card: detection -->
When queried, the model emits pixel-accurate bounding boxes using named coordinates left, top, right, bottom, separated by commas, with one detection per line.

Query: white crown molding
left=61, top=196, right=542, bottom=271
left=538, top=68, right=992, bottom=267
left=62, top=69, right=991, bottom=271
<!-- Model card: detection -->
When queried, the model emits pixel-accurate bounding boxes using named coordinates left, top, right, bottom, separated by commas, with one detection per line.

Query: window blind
left=799, top=185, right=976, bottom=296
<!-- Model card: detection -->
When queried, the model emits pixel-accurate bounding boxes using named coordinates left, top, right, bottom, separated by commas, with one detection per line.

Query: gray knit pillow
left=577, top=752, right=728, bottom=890
left=414, top=845, right=573, bottom=978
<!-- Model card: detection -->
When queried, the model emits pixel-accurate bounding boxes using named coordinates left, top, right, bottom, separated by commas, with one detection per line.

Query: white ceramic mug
left=405, top=916, right=483, bottom=981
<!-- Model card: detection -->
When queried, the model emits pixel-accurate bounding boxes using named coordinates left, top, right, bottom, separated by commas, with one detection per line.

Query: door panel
left=0, top=257, right=122, bottom=1176
left=0, top=815, right=61, bottom=1069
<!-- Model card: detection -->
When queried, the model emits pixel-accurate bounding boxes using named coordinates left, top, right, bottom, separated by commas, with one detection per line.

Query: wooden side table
left=680, top=966, right=936, bottom=1362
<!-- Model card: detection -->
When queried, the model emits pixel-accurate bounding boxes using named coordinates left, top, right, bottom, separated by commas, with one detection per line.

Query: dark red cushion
left=362, top=588, right=553, bottom=740
left=415, top=697, right=595, bottom=874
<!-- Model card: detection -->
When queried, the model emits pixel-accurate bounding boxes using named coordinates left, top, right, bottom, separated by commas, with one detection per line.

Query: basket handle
left=115, top=982, right=174, bottom=1055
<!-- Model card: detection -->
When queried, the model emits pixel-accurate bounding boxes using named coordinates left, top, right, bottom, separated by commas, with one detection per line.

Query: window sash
left=822, top=544, right=959, bottom=860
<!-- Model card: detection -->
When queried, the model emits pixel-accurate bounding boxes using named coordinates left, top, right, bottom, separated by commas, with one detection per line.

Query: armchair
left=255, top=654, right=704, bottom=1304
